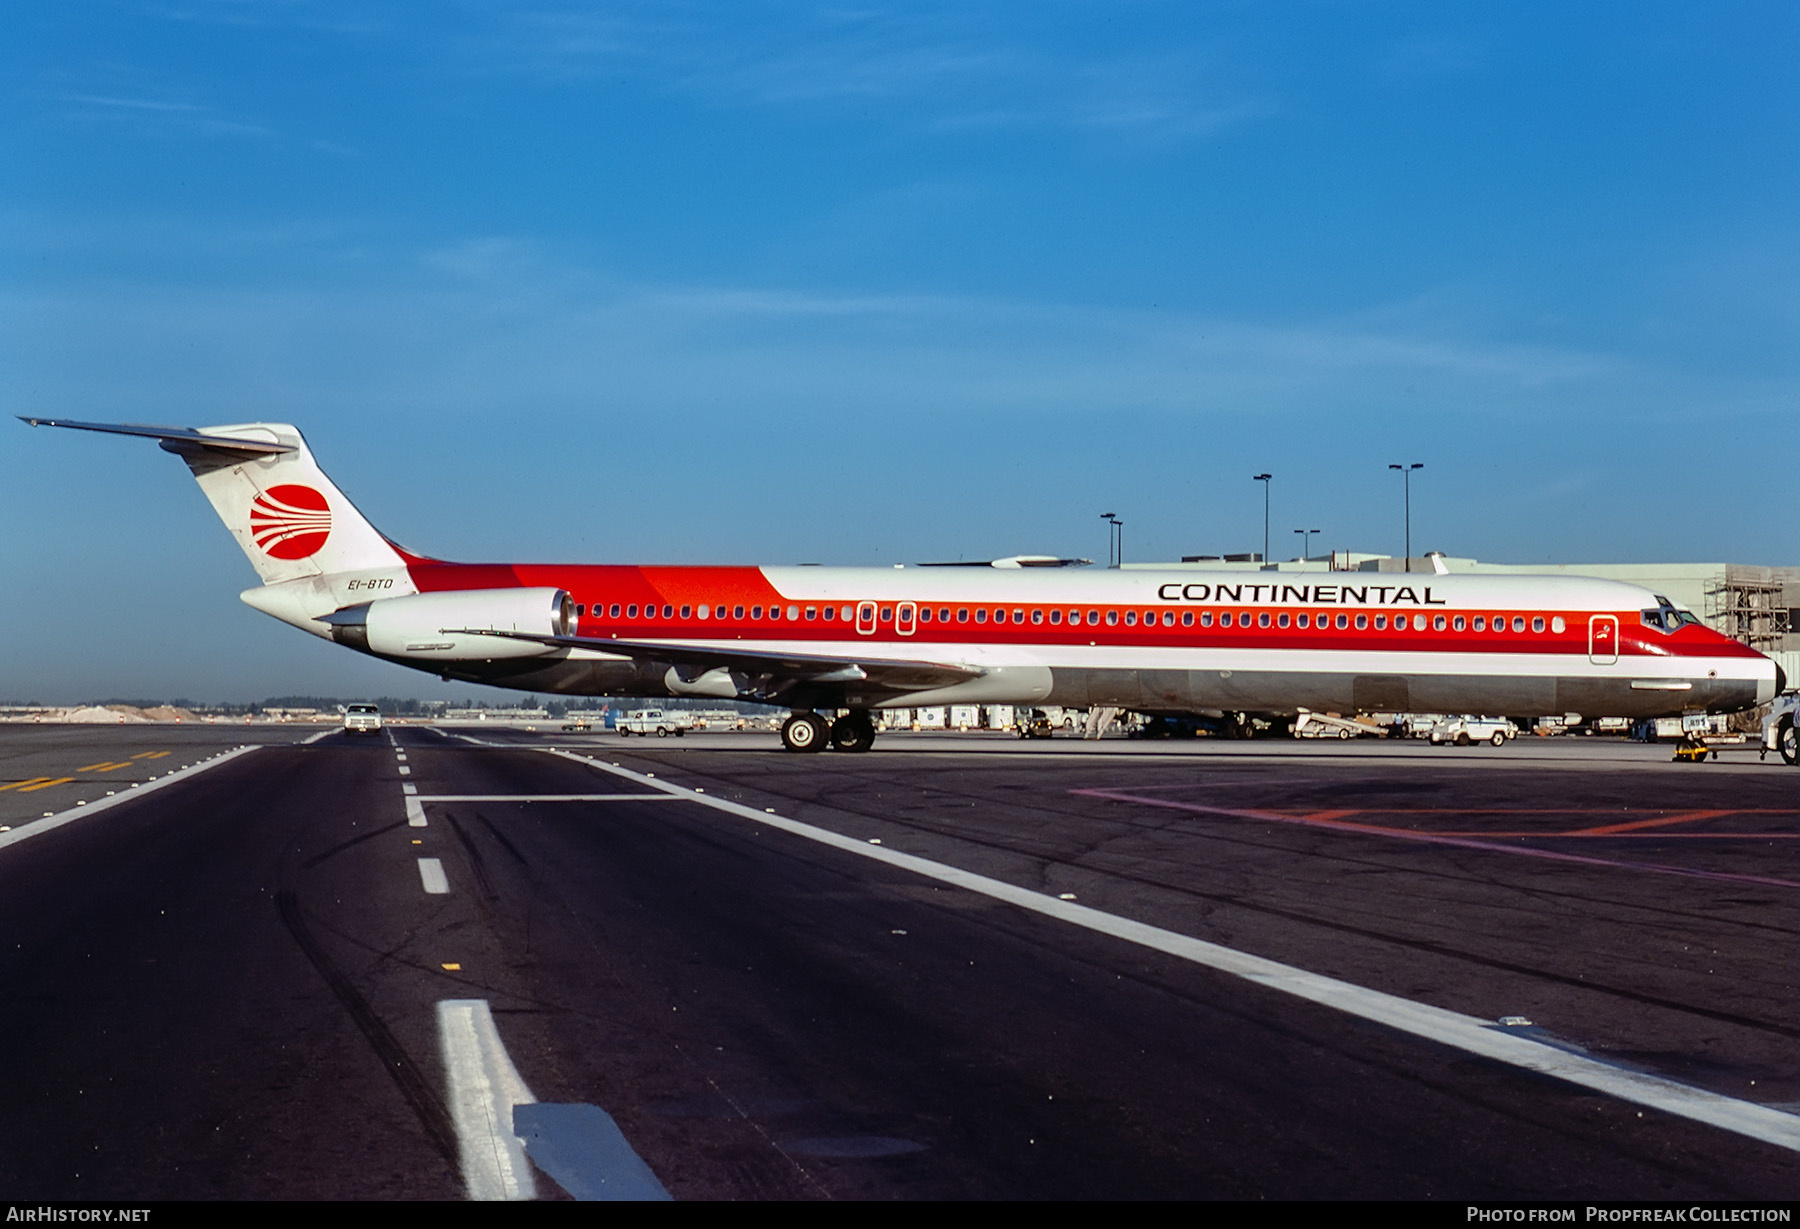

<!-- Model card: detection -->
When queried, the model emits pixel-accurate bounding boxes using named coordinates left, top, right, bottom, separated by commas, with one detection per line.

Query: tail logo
left=250, top=484, right=332, bottom=559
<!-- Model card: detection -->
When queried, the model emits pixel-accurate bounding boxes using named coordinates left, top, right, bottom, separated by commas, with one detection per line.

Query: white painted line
left=418, top=857, right=450, bottom=895
left=438, top=999, right=538, bottom=1202
left=0, top=747, right=259, bottom=854
left=541, top=748, right=1800, bottom=1156
left=399, top=765, right=412, bottom=776
left=403, top=782, right=418, bottom=796
left=300, top=729, right=333, bottom=746
left=406, top=796, right=428, bottom=827
left=415, top=794, right=681, bottom=803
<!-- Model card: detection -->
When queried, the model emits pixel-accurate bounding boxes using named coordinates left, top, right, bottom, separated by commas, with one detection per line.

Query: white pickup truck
left=616, top=708, right=691, bottom=737
left=1428, top=715, right=1515, bottom=746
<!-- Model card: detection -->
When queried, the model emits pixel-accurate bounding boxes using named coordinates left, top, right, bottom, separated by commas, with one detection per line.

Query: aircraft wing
left=452, top=629, right=985, bottom=695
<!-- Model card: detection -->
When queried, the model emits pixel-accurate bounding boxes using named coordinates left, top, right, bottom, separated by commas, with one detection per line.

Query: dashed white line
left=541, top=748, right=1800, bottom=1156
left=418, top=857, right=450, bottom=894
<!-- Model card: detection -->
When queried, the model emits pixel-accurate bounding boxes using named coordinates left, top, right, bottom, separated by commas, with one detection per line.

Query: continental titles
left=1156, top=582, right=1448, bottom=606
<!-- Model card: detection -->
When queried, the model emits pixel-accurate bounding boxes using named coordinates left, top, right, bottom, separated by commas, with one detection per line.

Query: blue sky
left=4, top=2, right=1798, bottom=701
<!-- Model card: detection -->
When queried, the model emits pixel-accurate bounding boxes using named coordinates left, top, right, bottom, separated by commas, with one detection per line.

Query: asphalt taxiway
left=2, top=724, right=1798, bottom=1199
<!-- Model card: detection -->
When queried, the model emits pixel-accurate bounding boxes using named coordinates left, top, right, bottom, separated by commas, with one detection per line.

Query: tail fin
left=21, top=418, right=408, bottom=584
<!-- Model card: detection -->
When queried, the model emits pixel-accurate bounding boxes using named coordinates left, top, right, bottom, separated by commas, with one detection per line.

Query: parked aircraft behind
left=24, top=418, right=1781, bottom=753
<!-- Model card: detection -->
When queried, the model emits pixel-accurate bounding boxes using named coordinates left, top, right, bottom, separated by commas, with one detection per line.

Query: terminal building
left=1132, top=552, right=1800, bottom=693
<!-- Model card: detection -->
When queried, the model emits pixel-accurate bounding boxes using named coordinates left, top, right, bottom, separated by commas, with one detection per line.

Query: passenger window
left=880, top=607, right=892, bottom=622
left=1355, top=614, right=1368, bottom=629
left=1532, top=616, right=1545, bottom=633
left=1257, top=612, right=1270, bottom=628
left=627, top=604, right=638, bottom=618
left=1472, top=616, right=1484, bottom=631
left=1221, top=612, right=1234, bottom=627
left=1181, top=611, right=1193, bottom=627
left=1201, top=612, right=1213, bottom=627
left=1336, top=614, right=1349, bottom=630
left=752, top=605, right=763, bottom=619
left=1298, top=613, right=1310, bottom=629
left=1086, top=610, right=1099, bottom=625
left=821, top=605, right=834, bottom=620
left=1432, top=615, right=1445, bottom=631
left=1125, top=611, right=1137, bottom=626
left=976, top=609, right=987, bottom=623
left=1050, top=609, right=1062, bottom=625
left=681, top=605, right=691, bottom=619
left=1164, top=611, right=1176, bottom=627
left=957, top=609, right=969, bottom=623
left=1452, top=616, right=1465, bottom=631
left=806, top=606, right=817, bottom=620
left=1277, top=612, right=1290, bottom=629
left=610, top=603, right=621, bottom=618
left=1032, top=610, right=1044, bottom=625
left=1371, top=614, right=1384, bottom=630
left=1106, top=610, right=1119, bottom=626
left=1551, top=616, right=1566, bottom=633
left=939, top=608, right=951, bottom=622
left=662, top=605, right=673, bottom=619
left=917, top=607, right=929, bottom=623
left=1512, top=616, right=1525, bottom=632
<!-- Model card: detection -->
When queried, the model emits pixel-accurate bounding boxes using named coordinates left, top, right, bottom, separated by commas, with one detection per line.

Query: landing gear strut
left=830, top=710, right=876, bottom=753
left=780, top=711, right=829, bottom=753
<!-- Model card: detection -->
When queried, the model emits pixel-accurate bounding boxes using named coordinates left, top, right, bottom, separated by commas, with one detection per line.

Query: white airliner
left=24, top=418, right=1780, bottom=752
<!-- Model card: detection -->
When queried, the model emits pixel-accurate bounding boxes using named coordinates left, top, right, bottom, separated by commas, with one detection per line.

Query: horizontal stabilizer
left=18, top=417, right=297, bottom=457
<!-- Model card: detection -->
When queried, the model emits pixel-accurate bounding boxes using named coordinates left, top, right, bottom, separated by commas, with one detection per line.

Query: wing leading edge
left=449, top=628, right=985, bottom=699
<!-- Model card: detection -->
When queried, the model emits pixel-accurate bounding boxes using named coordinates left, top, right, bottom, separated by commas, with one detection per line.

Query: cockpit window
left=1641, top=605, right=1701, bottom=633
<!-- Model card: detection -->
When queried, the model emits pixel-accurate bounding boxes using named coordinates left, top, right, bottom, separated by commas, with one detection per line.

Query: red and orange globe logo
left=250, top=484, right=332, bottom=559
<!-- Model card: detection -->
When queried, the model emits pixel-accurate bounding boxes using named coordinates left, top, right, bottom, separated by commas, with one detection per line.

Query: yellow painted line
left=0, top=777, right=56, bottom=793
left=77, top=761, right=134, bottom=773
left=441, top=962, right=462, bottom=971
left=132, top=751, right=171, bottom=760
left=19, top=778, right=74, bottom=793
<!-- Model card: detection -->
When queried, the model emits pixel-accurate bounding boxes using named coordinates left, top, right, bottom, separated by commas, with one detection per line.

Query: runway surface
left=2, top=723, right=1798, bottom=1199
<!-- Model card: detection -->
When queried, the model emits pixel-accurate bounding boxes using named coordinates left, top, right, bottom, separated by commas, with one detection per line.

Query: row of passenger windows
left=574, top=601, right=1567, bottom=635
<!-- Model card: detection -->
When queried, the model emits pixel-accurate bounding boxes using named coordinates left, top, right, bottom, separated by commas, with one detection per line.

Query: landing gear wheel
left=781, top=712, right=829, bottom=753
left=1781, top=720, right=1798, bottom=766
left=830, top=711, right=877, bottom=753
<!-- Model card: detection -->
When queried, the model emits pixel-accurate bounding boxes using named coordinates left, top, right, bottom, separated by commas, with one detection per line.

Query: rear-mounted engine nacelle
left=325, top=587, right=572, bottom=661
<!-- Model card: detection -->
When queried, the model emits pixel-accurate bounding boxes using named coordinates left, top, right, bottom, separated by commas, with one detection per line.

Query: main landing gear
left=780, top=709, right=876, bottom=754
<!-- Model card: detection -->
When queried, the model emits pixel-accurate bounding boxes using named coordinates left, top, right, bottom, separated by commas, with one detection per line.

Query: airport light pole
left=1252, top=474, right=1272, bottom=564
left=1295, top=527, right=1320, bottom=563
left=1388, top=463, right=1423, bottom=571
left=1101, top=512, right=1122, bottom=568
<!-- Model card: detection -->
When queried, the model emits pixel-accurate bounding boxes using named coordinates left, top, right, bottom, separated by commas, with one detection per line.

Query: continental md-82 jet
left=24, top=418, right=1779, bottom=752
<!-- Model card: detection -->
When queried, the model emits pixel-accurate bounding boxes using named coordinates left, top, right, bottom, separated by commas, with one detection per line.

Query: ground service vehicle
left=617, top=709, right=688, bottom=737
left=342, top=703, right=381, bottom=735
left=26, top=418, right=1781, bottom=755
left=1428, top=715, right=1514, bottom=746
left=1762, top=692, right=1800, bottom=764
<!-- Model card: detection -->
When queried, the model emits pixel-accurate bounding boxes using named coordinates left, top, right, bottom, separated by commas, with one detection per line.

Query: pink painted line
left=1073, top=789, right=1800, bottom=891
